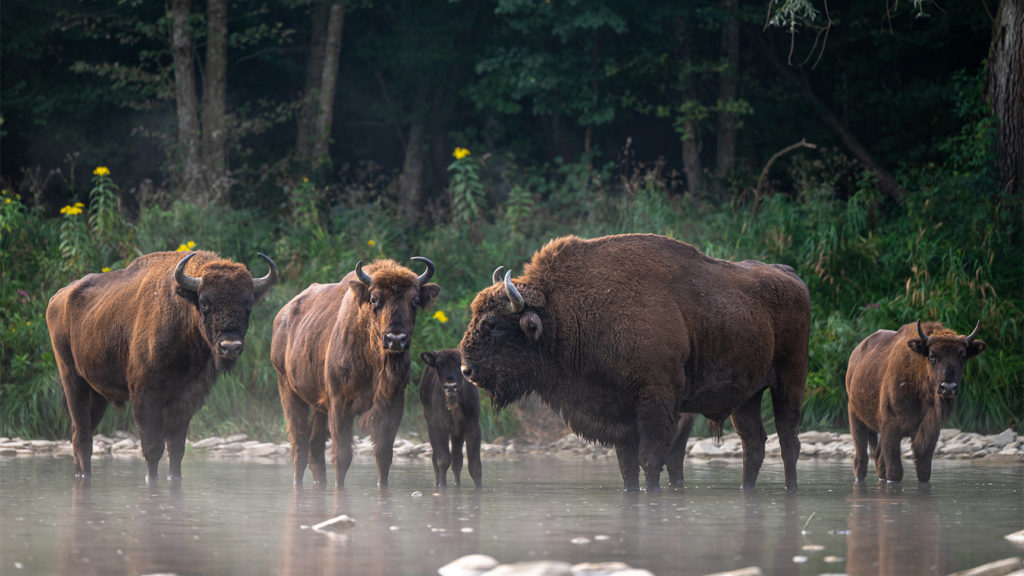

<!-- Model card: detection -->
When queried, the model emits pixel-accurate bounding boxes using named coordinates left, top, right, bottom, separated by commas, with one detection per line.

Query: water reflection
left=846, top=484, right=944, bottom=576
left=1, top=457, right=1020, bottom=576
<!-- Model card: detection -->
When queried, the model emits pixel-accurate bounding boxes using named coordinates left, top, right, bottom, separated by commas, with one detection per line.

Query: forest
left=1, top=0, right=1020, bottom=441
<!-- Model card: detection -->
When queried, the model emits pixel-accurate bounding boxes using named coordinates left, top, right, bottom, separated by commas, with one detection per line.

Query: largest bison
left=46, top=250, right=277, bottom=482
left=459, top=234, right=810, bottom=492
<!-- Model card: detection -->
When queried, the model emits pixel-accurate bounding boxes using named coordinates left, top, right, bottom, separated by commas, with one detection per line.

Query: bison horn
left=965, top=320, right=981, bottom=344
left=411, top=256, right=435, bottom=286
left=174, top=252, right=201, bottom=293
left=916, top=320, right=929, bottom=347
left=492, top=266, right=505, bottom=285
left=503, top=269, right=525, bottom=313
left=355, top=261, right=372, bottom=287
left=252, top=253, right=278, bottom=294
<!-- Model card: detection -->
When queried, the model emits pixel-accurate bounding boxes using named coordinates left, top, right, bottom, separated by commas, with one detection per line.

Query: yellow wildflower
left=433, top=310, right=449, bottom=324
left=452, top=147, right=471, bottom=160
left=4, top=198, right=10, bottom=204
left=187, top=241, right=196, bottom=249
left=176, top=241, right=196, bottom=252
left=75, top=202, right=84, bottom=208
left=303, top=177, right=309, bottom=183
left=60, top=204, right=84, bottom=216
left=101, top=267, right=111, bottom=273
left=368, top=239, right=376, bottom=247
left=93, top=166, right=110, bottom=176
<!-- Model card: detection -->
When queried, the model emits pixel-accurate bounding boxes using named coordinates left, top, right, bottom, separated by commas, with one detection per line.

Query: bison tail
left=708, top=419, right=725, bottom=445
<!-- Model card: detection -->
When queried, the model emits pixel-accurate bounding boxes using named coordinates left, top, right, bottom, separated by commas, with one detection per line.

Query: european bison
left=46, top=250, right=278, bottom=481
left=419, top=348, right=482, bottom=488
left=845, top=320, right=986, bottom=483
left=459, top=234, right=810, bottom=492
left=271, top=258, right=440, bottom=488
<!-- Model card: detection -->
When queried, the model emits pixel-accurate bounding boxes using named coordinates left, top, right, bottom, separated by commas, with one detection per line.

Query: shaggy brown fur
left=46, top=250, right=277, bottom=482
left=271, top=258, right=439, bottom=488
left=846, top=321, right=986, bottom=483
left=419, top=349, right=482, bottom=488
left=459, top=234, right=810, bottom=492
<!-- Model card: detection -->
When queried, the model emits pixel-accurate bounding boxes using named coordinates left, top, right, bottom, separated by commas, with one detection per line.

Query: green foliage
left=449, top=149, right=486, bottom=226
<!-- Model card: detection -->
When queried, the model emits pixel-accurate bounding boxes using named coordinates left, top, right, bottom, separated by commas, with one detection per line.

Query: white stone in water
left=801, top=544, right=825, bottom=551
left=593, top=534, right=610, bottom=541
left=569, top=561, right=630, bottom=573
left=990, top=428, right=1016, bottom=448
left=311, top=514, right=355, bottom=533
left=823, top=556, right=844, bottom=563
left=792, top=556, right=808, bottom=563
left=479, top=561, right=573, bottom=576
left=945, top=557, right=1022, bottom=576
left=437, top=554, right=499, bottom=576
left=1005, top=529, right=1024, bottom=546
left=700, top=567, right=763, bottom=576
left=570, top=536, right=591, bottom=545
left=191, top=437, right=223, bottom=448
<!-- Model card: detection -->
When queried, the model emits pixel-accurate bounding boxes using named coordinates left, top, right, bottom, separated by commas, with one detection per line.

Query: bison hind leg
left=666, top=413, right=697, bottom=486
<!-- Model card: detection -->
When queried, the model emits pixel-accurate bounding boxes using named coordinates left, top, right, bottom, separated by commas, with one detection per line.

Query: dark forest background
left=1, top=0, right=1021, bottom=441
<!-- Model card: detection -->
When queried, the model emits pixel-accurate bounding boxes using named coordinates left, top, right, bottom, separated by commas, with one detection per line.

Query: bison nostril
left=383, top=332, right=409, bottom=350
left=461, top=364, right=472, bottom=379
left=218, top=340, right=243, bottom=357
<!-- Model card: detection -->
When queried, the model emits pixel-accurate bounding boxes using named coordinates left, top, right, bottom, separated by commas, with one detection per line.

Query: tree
left=203, top=0, right=228, bottom=195
left=986, top=0, right=1022, bottom=196
left=170, top=0, right=202, bottom=200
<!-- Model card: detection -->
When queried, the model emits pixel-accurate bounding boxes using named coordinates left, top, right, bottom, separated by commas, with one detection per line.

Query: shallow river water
left=1, top=455, right=1021, bottom=576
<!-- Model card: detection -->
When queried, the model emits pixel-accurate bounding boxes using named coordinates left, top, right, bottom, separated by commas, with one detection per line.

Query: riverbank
left=3, top=428, right=1022, bottom=465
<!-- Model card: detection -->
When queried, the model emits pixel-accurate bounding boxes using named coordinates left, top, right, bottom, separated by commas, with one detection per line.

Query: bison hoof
left=644, top=484, right=662, bottom=493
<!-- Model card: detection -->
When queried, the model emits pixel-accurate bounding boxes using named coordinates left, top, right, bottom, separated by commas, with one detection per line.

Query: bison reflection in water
left=46, top=250, right=278, bottom=482
left=271, top=258, right=440, bottom=488
left=846, top=320, right=986, bottom=483
left=459, top=234, right=810, bottom=492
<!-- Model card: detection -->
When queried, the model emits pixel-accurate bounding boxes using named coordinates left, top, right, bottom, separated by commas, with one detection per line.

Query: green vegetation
left=1, top=76, right=1019, bottom=441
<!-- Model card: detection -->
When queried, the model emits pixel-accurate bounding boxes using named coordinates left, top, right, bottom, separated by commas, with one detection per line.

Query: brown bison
left=419, top=348, right=483, bottom=488
left=271, top=258, right=440, bottom=488
left=46, top=250, right=278, bottom=481
left=845, top=320, right=986, bottom=483
left=459, top=234, right=810, bottom=492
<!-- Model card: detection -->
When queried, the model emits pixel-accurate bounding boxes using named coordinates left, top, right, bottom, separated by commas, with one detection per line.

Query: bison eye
left=369, top=295, right=380, bottom=310
left=928, top=354, right=936, bottom=364
left=412, top=295, right=421, bottom=309
left=200, top=302, right=210, bottom=314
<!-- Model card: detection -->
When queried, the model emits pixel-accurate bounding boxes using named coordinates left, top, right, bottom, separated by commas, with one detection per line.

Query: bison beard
left=460, top=234, right=810, bottom=492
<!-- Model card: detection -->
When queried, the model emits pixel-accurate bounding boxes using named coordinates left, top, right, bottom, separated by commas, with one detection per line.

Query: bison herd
left=46, top=233, right=986, bottom=491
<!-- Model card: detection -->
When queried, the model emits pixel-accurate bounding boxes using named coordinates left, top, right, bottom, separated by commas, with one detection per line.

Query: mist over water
left=2, top=455, right=1021, bottom=575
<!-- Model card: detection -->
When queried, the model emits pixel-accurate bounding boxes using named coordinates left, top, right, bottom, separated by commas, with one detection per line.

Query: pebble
left=2, top=428, right=1020, bottom=465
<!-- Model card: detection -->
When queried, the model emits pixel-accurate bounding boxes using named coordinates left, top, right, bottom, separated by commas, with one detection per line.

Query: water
left=1, top=455, right=1021, bottom=576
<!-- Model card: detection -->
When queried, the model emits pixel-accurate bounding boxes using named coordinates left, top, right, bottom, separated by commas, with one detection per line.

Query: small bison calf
left=419, top=349, right=482, bottom=488
left=846, top=320, right=986, bottom=483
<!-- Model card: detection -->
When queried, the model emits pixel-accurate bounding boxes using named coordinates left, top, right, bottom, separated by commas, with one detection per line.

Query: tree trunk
left=202, top=0, right=228, bottom=202
left=715, top=0, right=740, bottom=184
left=399, top=97, right=426, bottom=224
left=296, top=2, right=329, bottom=167
left=758, top=33, right=903, bottom=201
left=170, top=0, right=201, bottom=200
left=673, top=16, right=705, bottom=197
left=987, top=0, right=1023, bottom=196
left=310, top=2, right=345, bottom=169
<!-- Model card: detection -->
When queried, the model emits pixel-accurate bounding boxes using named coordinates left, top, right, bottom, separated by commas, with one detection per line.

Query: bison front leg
left=164, top=413, right=192, bottom=481
left=132, top=392, right=165, bottom=484
left=370, top=402, right=404, bottom=489
left=666, top=413, right=696, bottom=486
left=614, top=431, right=641, bottom=492
left=309, top=409, right=329, bottom=485
left=878, top=421, right=904, bottom=483
left=427, top=425, right=451, bottom=487
left=911, top=424, right=941, bottom=483
left=731, top=391, right=767, bottom=491
left=450, top=434, right=465, bottom=488
left=327, top=401, right=356, bottom=488
left=636, top=389, right=677, bottom=492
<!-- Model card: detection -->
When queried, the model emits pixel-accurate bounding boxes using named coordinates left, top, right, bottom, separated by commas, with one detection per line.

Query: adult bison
left=419, top=348, right=483, bottom=488
left=271, top=257, right=440, bottom=488
left=845, top=320, right=986, bottom=483
left=459, top=234, right=810, bottom=492
left=46, top=250, right=278, bottom=482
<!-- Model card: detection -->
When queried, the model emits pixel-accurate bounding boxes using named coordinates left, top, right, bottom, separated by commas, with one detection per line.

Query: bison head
left=175, top=252, right=278, bottom=367
left=459, top=267, right=548, bottom=410
left=421, top=349, right=467, bottom=405
left=349, top=257, right=440, bottom=355
left=907, top=320, right=986, bottom=399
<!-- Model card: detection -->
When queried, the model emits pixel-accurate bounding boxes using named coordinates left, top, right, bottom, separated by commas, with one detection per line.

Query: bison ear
left=907, top=338, right=928, bottom=357
left=421, top=351, right=439, bottom=367
left=967, top=339, right=986, bottom=358
left=419, top=283, right=441, bottom=309
left=346, top=276, right=370, bottom=302
left=519, top=310, right=543, bottom=342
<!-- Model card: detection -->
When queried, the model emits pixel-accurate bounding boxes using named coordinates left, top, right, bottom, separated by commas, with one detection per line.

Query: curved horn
left=916, top=320, right=929, bottom=347
left=492, top=266, right=505, bottom=285
left=174, top=252, right=201, bottom=293
left=965, top=320, right=981, bottom=344
left=252, top=253, right=278, bottom=294
left=504, top=270, right=525, bottom=314
left=355, top=261, right=372, bottom=287
left=411, top=256, right=434, bottom=286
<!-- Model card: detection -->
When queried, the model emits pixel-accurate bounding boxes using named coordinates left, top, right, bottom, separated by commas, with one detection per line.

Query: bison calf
left=46, top=250, right=277, bottom=482
left=846, top=320, right=986, bottom=483
left=419, top=349, right=482, bottom=488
